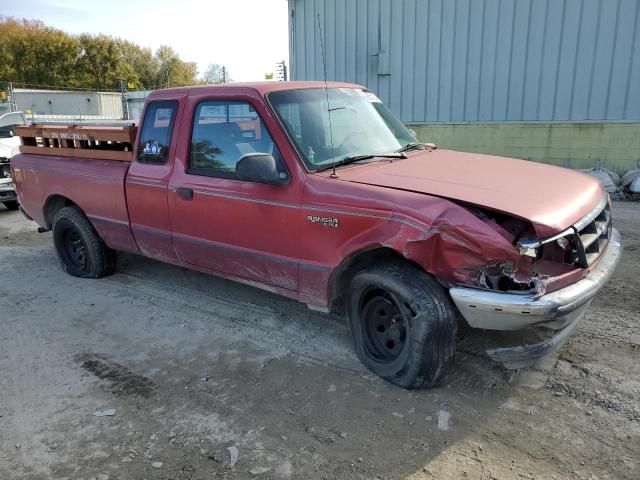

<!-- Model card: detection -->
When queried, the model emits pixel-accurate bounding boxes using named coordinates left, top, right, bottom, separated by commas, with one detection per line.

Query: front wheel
left=52, top=206, right=116, bottom=278
left=3, top=200, right=19, bottom=211
left=346, top=261, right=457, bottom=389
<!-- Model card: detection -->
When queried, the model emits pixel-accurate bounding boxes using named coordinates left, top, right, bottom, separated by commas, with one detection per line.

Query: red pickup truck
left=11, top=81, right=622, bottom=388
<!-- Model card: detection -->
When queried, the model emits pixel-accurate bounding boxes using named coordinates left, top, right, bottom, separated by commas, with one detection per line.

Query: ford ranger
left=11, top=82, right=622, bottom=388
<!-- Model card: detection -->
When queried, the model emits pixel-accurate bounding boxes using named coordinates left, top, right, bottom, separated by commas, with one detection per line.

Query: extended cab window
left=188, top=100, right=284, bottom=179
left=137, top=100, right=178, bottom=164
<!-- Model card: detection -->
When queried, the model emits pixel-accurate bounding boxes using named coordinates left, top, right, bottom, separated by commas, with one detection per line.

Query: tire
left=346, top=260, right=457, bottom=389
left=52, top=206, right=116, bottom=278
left=3, top=200, right=19, bottom=211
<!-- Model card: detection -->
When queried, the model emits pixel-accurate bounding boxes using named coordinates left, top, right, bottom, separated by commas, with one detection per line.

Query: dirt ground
left=0, top=201, right=638, bottom=480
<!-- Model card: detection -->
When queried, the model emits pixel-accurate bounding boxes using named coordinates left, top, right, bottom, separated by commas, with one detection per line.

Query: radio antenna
left=317, top=12, right=337, bottom=178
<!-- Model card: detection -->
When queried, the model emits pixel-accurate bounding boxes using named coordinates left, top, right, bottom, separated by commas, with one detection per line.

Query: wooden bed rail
left=15, top=124, right=138, bottom=162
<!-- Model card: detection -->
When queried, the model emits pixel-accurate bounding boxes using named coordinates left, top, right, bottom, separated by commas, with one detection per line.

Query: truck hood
left=332, top=149, right=604, bottom=237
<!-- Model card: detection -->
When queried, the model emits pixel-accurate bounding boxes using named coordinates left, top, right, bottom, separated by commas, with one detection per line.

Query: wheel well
left=43, top=195, right=77, bottom=229
left=329, top=247, right=412, bottom=312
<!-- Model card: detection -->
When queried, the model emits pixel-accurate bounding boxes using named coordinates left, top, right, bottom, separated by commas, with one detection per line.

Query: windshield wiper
left=341, top=152, right=406, bottom=164
left=396, top=142, right=426, bottom=153
left=318, top=152, right=406, bottom=172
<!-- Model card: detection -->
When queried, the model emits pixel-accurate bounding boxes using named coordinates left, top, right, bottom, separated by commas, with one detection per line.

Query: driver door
left=168, top=95, right=302, bottom=292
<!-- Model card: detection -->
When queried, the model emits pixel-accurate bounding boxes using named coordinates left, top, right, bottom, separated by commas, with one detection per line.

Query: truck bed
left=15, top=124, right=137, bottom=162
left=12, top=152, right=138, bottom=253
left=12, top=123, right=139, bottom=252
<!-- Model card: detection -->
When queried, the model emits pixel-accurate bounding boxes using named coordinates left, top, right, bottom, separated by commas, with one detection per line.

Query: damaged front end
left=382, top=192, right=621, bottom=369
left=463, top=205, right=596, bottom=299
left=447, top=197, right=622, bottom=369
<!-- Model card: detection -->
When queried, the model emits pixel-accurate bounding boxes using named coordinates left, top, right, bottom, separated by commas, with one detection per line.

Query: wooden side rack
left=15, top=124, right=138, bottom=162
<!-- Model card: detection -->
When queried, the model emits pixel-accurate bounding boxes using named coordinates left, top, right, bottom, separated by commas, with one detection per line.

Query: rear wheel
left=3, top=200, right=19, bottom=211
left=52, top=206, right=116, bottom=278
left=347, top=261, right=457, bottom=389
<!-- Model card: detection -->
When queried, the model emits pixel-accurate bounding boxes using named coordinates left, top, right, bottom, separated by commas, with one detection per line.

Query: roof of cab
left=147, top=80, right=364, bottom=98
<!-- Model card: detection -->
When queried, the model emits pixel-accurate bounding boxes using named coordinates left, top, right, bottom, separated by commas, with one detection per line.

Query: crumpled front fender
left=385, top=204, right=523, bottom=286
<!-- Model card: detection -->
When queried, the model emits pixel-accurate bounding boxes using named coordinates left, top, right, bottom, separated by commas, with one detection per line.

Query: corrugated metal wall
left=14, top=90, right=123, bottom=117
left=289, top=0, right=640, bottom=123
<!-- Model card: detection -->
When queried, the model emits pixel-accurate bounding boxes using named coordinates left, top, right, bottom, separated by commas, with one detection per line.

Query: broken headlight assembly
left=516, top=237, right=540, bottom=259
left=466, top=206, right=581, bottom=296
left=516, top=228, right=574, bottom=256
left=479, top=261, right=543, bottom=294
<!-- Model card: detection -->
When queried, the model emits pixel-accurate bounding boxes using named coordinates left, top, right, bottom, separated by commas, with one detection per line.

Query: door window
left=137, top=100, right=178, bottom=164
left=188, top=100, right=284, bottom=179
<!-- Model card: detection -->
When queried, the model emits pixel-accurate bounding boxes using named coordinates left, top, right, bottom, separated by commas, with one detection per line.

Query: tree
left=203, top=63, right=231, bottom=84
left=74, top=34, right=122, bottom=90
left=0, top=18, right=79, bottom=87
left=114, top=39, right=156, bottom=90
left=0, top=16, right=198, bottom=91
left=154, top=45, right=197, bottom=88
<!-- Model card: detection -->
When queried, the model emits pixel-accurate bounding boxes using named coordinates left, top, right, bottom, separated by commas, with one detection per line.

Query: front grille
left=571, top=200, right=612, bottom=268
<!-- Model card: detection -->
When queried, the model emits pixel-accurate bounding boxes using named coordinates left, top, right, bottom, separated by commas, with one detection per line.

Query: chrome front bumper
left=449, top=228, right=623, bottom=368
left=450, top=228, right=622, bottom=331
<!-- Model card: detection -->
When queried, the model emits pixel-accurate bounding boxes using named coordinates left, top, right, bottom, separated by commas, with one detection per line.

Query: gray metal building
left=14, top=89, right=123, bottom=119
left=288, top=0, right=640, bottom=122
left=288, top=0, right=640, bottom=171
left=127, top=90, right=153, bottom=120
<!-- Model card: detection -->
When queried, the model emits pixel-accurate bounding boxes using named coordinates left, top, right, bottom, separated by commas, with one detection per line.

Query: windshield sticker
left=338, top=88, right=366, bottom=97
left=363, top=91, right=382, bottom=103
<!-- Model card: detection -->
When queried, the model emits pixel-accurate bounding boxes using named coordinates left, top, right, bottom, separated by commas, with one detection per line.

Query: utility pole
left=222, top=66, right=226, bottom=84
left=119, top=78, right=129, bottom=120
left=8, top=82, right=17, bottom=112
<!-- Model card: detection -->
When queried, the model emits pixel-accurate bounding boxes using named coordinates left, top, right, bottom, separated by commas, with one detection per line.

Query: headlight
left=517, top=227, right=574, bottom=259
left=516, top=237, right=540, bottom=258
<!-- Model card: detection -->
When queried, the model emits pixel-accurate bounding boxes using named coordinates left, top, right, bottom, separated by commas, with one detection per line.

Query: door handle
left=176, top=187, right=193, bottom=200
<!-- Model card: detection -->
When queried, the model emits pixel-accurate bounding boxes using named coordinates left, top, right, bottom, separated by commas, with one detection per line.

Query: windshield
left=269, top=88, right=416, bottom=171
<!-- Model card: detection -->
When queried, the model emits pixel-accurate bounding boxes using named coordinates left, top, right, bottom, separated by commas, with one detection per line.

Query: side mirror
left=236, top=153, right=288, bottom=185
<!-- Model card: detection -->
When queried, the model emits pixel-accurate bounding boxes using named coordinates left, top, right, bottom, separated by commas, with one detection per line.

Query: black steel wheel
left=61, top=227, right=89, bottom=271
left=360, top=289, right=410, bottom=362
left=347, top=260, right=457, bottom=389
left=52, top=206, right=116, bottom=278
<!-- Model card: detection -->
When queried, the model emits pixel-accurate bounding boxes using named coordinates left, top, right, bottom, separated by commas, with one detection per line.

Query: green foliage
left=0, top=17, right=198, bottom=90
left=203, top=63, right=232, bottom=85
left=154, top=45, right=198, bottom=89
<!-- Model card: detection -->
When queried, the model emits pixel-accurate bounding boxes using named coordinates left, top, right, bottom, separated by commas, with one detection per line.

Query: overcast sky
left=3, top=0, right=290, bottom=82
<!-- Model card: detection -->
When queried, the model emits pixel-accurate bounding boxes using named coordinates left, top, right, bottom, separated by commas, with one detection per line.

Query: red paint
left=331, top=149, right=603, bottom=238
left=12, top=82, right=604, bottom=309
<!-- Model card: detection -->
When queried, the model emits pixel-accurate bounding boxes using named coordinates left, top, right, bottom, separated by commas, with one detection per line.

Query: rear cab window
left=137, top=100, right=178, bottom=164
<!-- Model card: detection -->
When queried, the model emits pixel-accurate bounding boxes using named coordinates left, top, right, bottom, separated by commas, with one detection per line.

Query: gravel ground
left=0, top=201, right=638, bottom=480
